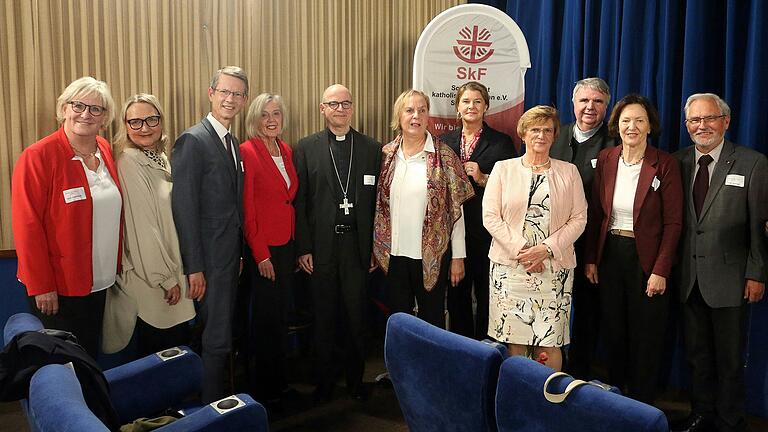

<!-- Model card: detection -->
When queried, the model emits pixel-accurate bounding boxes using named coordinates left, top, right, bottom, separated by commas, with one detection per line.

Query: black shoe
left=348, top=382, right=372, bottom=402
left=672, top=414, right=715, bottom=432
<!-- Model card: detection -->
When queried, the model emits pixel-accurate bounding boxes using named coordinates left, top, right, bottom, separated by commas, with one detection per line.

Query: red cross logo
left=453, top=25, right=494, bottom=64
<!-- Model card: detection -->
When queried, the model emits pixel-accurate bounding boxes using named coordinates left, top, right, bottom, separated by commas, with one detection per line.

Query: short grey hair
left=56, top=76, right=115, bottom=127
left=684, top=93, right=731, bottom=117
left=210, top=66, right=249, bottom=96
left=572, top=77, right=611, bottom=105
left=245, top=93, right=287, bottom=139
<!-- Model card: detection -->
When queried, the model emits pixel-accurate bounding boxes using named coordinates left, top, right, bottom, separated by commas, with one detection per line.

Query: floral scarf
left=373, top=134, right=474, bottom=291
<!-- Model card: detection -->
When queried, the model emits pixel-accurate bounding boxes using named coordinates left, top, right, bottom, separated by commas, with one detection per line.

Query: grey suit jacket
left=171, top=117, right=244, bottom=275
left=674, top=140, right=768, bottom=307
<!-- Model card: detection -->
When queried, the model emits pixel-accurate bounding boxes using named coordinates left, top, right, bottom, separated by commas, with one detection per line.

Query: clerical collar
left=573, top=123, right=602, bottom=143
left=328, top=129, right=350, bottom=142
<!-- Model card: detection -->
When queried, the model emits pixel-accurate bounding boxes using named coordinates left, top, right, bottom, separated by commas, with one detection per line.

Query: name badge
left=240, top=161, right=245, bottom=172
left=363, top=175, right=376, bottom=185
left=590, top=158, right=597, bottom=169
left=63, top=187, right=86, bottom=203
left=725, top=174, right=745, bottom=187
left=652, top=176, right=661, bottom=191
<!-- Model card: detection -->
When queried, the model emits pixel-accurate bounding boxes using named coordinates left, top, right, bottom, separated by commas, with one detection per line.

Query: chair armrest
left=104, top=346, right=202, bottom=424
left=4, top=313, right=43, bottom=345
left=157, top=394, right=269, bottom=432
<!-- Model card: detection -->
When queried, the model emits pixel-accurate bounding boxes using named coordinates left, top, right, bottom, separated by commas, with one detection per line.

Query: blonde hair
left=517, top=105, right=560, bottom=140
left=245, top=93, right=287, bottom=139
left=114, top=94, right=168, bottom=154
left=55, top=76, right=115, bottom=127
left=390, top=89, right=430, bottom=133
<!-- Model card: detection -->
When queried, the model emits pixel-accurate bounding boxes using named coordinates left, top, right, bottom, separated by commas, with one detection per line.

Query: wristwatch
left=544, top=243, right=553, bottom=258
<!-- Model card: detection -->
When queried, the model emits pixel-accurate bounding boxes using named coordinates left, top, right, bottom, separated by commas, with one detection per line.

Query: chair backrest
left=384, top=313, right=505, bottom=432
left=495, top=356, right=669, bottom=432
left=4, top=312, right=43, bottom=345
left=28, top=364, right=111, bottom=432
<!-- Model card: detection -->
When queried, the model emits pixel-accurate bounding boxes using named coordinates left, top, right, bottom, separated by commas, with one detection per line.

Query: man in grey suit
left=550, top=77, right=615, bottom=379
left=294, top=84, right=381, bottom=403
left=673, top=93, right=767, bottom=432
left=172, top=66, right=248, bottom=403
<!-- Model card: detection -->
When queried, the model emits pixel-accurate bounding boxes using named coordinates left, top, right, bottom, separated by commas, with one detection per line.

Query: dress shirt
left=608, top=160, right=641, bottom=231
left=389, top=133, right=466, bottom=259
left=206, top=112, right=237, bottom=168
left=74, top=150, right=122, bottom=291
left=693, top=139, right=724, bottom=186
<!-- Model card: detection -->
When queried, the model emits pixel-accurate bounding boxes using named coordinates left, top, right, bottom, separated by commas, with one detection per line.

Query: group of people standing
left=11, top=69, right=767, bottom=432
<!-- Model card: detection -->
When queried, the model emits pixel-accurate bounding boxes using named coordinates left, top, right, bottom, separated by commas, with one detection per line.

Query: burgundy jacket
left=585, top=144, right=683, bottom=277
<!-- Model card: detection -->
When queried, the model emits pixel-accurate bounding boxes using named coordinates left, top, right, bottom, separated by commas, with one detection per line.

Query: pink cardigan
left=482, top=157, right=587, bottom=270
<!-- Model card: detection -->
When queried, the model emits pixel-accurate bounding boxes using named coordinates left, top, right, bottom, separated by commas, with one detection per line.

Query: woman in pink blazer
left=240, top=93, right=298, bottom=404
left=483, top=106, right=587, bottom=371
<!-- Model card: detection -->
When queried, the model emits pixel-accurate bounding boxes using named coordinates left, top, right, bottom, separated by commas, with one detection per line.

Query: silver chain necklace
left=328, top=134, right=355, bottom=215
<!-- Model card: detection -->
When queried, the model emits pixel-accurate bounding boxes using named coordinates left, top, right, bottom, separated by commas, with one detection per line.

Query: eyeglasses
left=127, top=115, right=161, bottom=130
left=69, top=101, right=106, bottom=116
left=323, top=100, right=353, bottom=110
left=529, top=127, right=555, bottom=136
left=212, top=88, right=247, bottom=99
left=685, top=115, right=726, bottom=126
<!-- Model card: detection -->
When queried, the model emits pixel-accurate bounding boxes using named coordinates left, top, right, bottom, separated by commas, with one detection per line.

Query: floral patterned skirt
left=488, top=260, right=573, bottom=347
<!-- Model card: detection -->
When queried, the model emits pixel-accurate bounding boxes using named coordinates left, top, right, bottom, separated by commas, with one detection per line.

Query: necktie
left=225, top=132, right=236, bottom=168
left=693, top=154, right=713, bottom=217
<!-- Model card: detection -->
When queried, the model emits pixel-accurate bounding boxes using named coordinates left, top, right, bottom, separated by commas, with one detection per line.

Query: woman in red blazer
left=11, top=77, right=122, bottom=359
left=240, top=93, right=298, bottom=404
left=584, top=94, right=682, bottom=405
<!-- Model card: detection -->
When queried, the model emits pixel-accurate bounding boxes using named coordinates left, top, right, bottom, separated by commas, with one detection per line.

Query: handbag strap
left=543, top=371, right=614, bottom=403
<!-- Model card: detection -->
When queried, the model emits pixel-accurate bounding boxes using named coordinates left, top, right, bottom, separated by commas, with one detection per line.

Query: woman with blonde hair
left=12, top=76, right=122, bottom=359
left=373, top=89, right=474, bottom=328
left=103, top=93, right=195, bottom=358
left=483, top=105, right=587, bottom=371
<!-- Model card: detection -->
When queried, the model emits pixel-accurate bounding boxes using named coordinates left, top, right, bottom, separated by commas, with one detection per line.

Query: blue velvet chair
left=495, top=356, right=668, bottom=432
left=384, top=312, right=505, bottom=432
left=4, top=312, right=269, bottom=431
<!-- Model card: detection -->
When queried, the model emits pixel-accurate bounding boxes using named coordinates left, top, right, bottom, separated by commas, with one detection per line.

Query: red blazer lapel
left=633, top=145, right=659, bottom=222
left=279, top=139, right=299, bottom=199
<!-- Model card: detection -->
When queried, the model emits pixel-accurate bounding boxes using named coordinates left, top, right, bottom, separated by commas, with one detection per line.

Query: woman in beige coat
left=483, top=106, right=587, bottom=370
left=103, top=94, right=196, bottom=357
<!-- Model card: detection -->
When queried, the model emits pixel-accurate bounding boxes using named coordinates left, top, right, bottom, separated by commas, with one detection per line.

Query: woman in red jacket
left=240, top=93, right=298, bottom=405
left=11, top=76, right=122, bottom=359
left=584, top=94, right=682, bottom=404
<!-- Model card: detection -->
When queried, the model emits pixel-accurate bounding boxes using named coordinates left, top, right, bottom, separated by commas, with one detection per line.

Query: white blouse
left=608, top=159, right=641, bottom=232
left=74, top=149, right=122, bottom=291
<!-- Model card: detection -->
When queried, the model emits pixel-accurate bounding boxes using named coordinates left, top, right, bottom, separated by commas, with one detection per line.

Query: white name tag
left=590, top=158, right=597, bottom=169
left=652, top=176, right=661, bottom=191
left=725, top=174, right=745, bottom=187
left=240, top=161, right=245, bottom=172
left=363, top=175, right=376, bottom=185
left=63, top=187, right=86, bottom=203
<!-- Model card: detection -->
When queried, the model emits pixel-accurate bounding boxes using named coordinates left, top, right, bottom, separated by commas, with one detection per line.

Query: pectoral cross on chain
left=339, top=197, right=354, bottom=215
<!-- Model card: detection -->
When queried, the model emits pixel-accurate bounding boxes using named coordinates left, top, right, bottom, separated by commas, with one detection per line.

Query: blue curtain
left=472, top=0, right=768, bottom=153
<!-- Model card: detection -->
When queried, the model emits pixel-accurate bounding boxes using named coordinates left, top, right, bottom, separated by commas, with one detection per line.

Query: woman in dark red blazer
left=240, top=93, right=298, bottom=404
left=584, top=94, right=682, bottom=405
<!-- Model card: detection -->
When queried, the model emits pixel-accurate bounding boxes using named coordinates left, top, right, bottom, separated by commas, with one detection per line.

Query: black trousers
left=311, top=231, right=368, bottom=392
left=565, top=237, right=602, bottom=380
left=135, top=318, right=191, bottom=359
left=684, top=283, right=747, bottom=432
left=447, top=238, right=490, bottom=339
left=242, top=241, right=294, bottom=401
left=28, top=289, right=106, bottom=360
left=598, top=235, right=668, bottom=404
left=387, top=254, right=449, bottom=329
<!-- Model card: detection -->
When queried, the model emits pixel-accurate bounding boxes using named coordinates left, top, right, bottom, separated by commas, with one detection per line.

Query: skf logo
left=453, top=25, right=492, bottom=80
left=453, top=25, right=494, bottom=64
